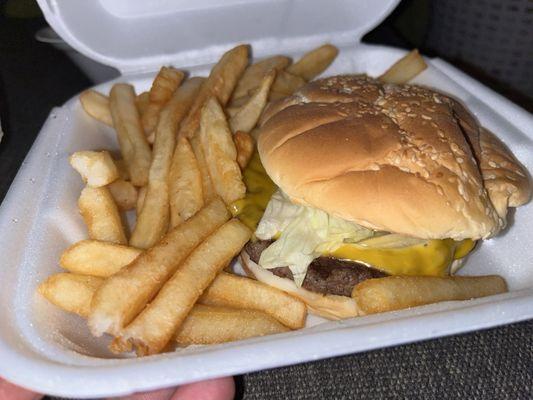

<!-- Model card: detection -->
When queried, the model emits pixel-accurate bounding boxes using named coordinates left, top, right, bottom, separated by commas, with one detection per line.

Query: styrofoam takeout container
left=0, top=0, right=532, bottom=398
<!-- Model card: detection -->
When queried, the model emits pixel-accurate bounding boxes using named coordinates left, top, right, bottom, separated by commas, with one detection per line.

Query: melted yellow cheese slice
left=331, top=239, right=475, bottom=277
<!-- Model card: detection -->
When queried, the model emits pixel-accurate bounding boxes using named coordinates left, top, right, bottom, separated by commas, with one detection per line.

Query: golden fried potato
left=114, top=219, right=251, bottom=355
left=109, top=84, right=152, bottom=186
left=178, top=45, right=249, bottom=139
left=199, top=98, right=246, bottom=204
left=78, top=186, right=127, bottom=245
left=353, top=275, right=507, bottom=315
left=175, top=305, right=289, bottom=346
left=88, top=199, right=229, bottom=336
left=287, top=44, right=339, bottom=81
left=60, top=240, right=141, bottom=277
left=38, top=273, right=104, bottom=318
left=378, top=49, right=428, bottom=84
left=169, top=136, right=204, bottom=228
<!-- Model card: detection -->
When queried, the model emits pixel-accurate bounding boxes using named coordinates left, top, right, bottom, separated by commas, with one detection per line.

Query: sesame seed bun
left=257, top=75, right=531, bottom=240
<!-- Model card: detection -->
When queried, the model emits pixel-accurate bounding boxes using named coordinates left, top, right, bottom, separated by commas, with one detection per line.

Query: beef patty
left=244, top=240, right=387, bottom=297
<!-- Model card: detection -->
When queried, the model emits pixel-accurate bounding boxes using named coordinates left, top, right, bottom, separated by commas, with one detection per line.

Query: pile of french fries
left=39, top=43, right=340, bottom=356
left=39, top=44, right=507, bottom=357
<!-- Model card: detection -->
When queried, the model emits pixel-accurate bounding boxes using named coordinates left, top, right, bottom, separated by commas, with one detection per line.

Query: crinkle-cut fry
left=270, top=70, right=306, bottom=98
left=200, top=272, right=306, bottom=329
left=378, top=49, right=428, bottom=84
left=190, top=135, right=216, bottom=203
left=229, top=69, right=275, bottom=134
left=178, top=45, right=249, bottom=139
left=287, top=44, right=339, bottom=81
left=109, top=84, right=152, bottom=186
left=78, top=186, right=127, bottom=245
left=200, top=98, right=246, bottom=204
left=169, top=136, right=204, bottom=229
left=38, top=273, right=103, bottom=318
left=233, top=131, right=255, bottom=170
left=141, top=67, right=185, bottom=135
left=352, top=275, right=507, bottom=315
left=175, top=305, right=289, bottom=346
left=230, top=55, right=291, bottom=105
left=108, top=179, right=138, bottom=210
left=113, top=219, right=251, bottom=355
left=135, top=91, right=150, bottom=117
left=69, top=150, right=119, bottom=188
left=79, top=90, right=113, bottom=126
left=88, top=198, right=229, bottom=336
left=130, top=78, right=203, bottom=249
left=60, top=240, right=141, bottom=277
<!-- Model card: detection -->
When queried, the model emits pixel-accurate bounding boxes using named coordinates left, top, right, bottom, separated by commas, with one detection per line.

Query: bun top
left=257, top=75, right=531, bottom=240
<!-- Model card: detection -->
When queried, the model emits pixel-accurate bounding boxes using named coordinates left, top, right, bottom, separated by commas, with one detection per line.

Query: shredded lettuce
left=256, top=191, right=374, bottom=286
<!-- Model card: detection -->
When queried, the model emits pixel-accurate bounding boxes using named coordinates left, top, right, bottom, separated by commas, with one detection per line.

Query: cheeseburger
left=234, top=75, right=531, bottom=319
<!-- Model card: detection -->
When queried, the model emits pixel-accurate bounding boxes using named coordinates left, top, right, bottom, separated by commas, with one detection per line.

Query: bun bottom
left=240, top=251, right=359, bottom=320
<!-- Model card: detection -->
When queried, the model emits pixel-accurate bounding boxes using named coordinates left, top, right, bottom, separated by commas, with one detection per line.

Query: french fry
left=114, top=158, right=130, bottom=181
left=109, top=84, right=152, bottom=186
left=107, top=179, right=138, bottom=210
left=60, top=240, right=141, bottom=277
left=38, top=273, right=104, bottom=318
left=132, top=182, right=170, bottom=248
left=175, top=305, right=289, bottom=346
left=113, top=219, right=251, bottom=355
left=129, top=179, right=169, bottom=249
left=234, top=131, right=255, bottom=170
left=136, top=186, right=147, bottom=213
left=78, top=186, right=127, bottom=245
left=200, top=272, right=306, bottom=329
left=168, top=136, right=204, bottom=228
left=141, top=67, right=185, bottom=135
left=80, top=91, right=152, bottom=127
left=287, top=44, right=339, bottom=81
left=230, top=55, right=291, bottom=104
left=178, top=44, right=249, bottom=139
left=352, top=275, right=507, bottom=315
left=88, top=198, right=230, bottom=336
left=130, top=77, right=203, bottom=249
left=229, top=69, right=275, bottom=133
left=270, top=70, right=306, bottom=98
left=79, top=90, right=113, bottom=126
left=378, top=49, right=428, bottom=84
left=39, top=275, right=288, bottom=348
left=190, top=136, right=216, bottom=203
left=38, top=274, right=288, bottom=347
left=200, top=98, right=246, bottom=204
left=135, top=91, right=150, bottom=117
left=69, top=150, right=119, bottom=187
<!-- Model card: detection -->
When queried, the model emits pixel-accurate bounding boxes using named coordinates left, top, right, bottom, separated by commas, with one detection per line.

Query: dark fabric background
left=0, top=7, right=531, bottom=400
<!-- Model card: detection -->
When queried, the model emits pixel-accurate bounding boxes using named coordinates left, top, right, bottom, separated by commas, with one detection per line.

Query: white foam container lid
left=0, top=1, right=532, bottom=398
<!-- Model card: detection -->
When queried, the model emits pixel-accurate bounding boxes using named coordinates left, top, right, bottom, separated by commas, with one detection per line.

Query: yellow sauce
left=330, top=239, right=475, bottom=277
left=229, top=150, right=277, bottom=230
left=231, top=151, right=477, bottom=275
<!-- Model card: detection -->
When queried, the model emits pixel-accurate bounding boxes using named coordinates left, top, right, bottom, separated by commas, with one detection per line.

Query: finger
left=109, top=387, right=176, bottom=400
left=0, top=378, right=42, bottom=400
left=172, top=377, right=235, bottom=400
